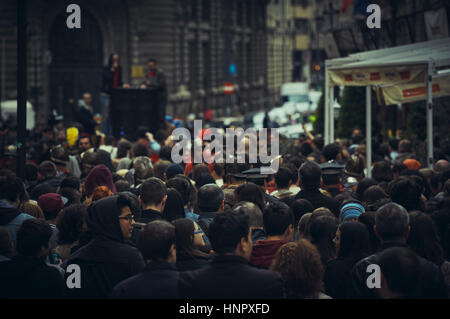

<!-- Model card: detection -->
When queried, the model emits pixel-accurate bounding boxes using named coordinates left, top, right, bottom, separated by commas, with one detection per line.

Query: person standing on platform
left=101, top=53, right=126, bottom=135
left=141, top=58, right=167, bottom=131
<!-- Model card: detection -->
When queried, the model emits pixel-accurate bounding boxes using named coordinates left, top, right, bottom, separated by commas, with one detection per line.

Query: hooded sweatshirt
left=250, top=240, right=287, bottom=269
left=65, top=196, right=145, bottom=298
left=84, top=164, right=117, bottom=198
left=0, top=200, right=34, bottom=247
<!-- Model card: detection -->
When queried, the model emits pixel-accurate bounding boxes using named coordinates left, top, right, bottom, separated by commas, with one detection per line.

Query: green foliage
left=313, top=87, right=324, bottom=134
left=336, top=87, right=366, bottom=139
left=405, top=101, right=426, bottom=141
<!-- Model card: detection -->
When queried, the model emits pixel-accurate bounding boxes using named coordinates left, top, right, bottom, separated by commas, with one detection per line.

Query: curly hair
left=91, top=186, right=113, bottom=202
left=271, top=239, right=324, bottom=298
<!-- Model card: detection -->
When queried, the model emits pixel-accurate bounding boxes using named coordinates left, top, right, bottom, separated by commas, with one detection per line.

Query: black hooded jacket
left=64, top=196, right=145, bottom=298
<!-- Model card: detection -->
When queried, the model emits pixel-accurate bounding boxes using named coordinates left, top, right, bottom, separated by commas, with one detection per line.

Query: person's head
left=232, top=201, right=263, bottom=229
left=352, top=134, right=364, bottom=145
left=139, top=177, right=168, bottom=211
left=372, top=161, right=393, bottom=183
left=362, top=185, right=389, bottom=205
left=234, top=182, right=265, bottom=211
left=345, top=155, right=365, bottom=179
left=91, top=186, right=113, bottom=202
left=434, top=160, right=450, bottom=173
left=133, top=156, right=153, bottom=185
left=271, top=240, right=324, bottom=298
left=339, top=200, right=365, bottom=222
left=0, top=226, right=14, bottom=258
left=309, top=215, right=339, bottom=264
left=388, top=177, right=421, bottom=211
left=38, top=161, right=57, bottom=180
left=298, top=161, right=321, bottom=189
left=162, top=188, right=185, bottom=222
left=166, top=175, right=195, bottom=208
left=398, top=139, right=412, bottom=153
left=290, top=199, right=313, bottom=232
left=130, top=143, right=149, bottom=159
left=263, top=202, right=294, bottom=241
left=18, top=201, right=45, bottom=219
left=108, top=53, right=120, bottom=67
left=60, top=176, right=81, bottom=191
left=59, top=187, right=82, bottom=206
left=212, top=163, right=225, bottom=180
left=197, top=183, right=224, bottom=213
left=323, top=143, right=342, bottom=161
left=38, top=193, right=65, bottom=221
left=172, top=218, right=205, bottom=253
left=333, top=221, right=370, bottom=259
left=56, top=204, right=87, bottom=245
left=78, top=136, right=93, bottom=152
left=137, top=220, right=176, bottom=264
left=153, top=160, right=171, bottom=180
left=116, top=139, right=132, bottom=159
left=407, top=211, right=444, bottom=266
left=115, top=180, right=130, bottom=193
left=208, top=210, right=252, bottom=260
left=0, top=174, right=26, bottom=206
left=377, top=247, right=420, bottom=299
left=352, top=127, right=363, bottom=139
left=275, top=167, right=292, bottom=189
left=297, top=213, right=312, bottom=239
left=82, top=92, right=92, bottom=106
left=165, top=163, right=184, bottom=180
left=16, top=219, right=53, bottom=260
left=194, top=173, right=216, bottom=190
left=147, top=58, right=157, bottom=71
left=375, top=203, right=410, bottom=244
left=355, top=177, right=377, bottom=201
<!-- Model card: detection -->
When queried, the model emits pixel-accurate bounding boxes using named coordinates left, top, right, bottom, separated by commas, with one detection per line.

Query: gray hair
left=375, top=203, right=409, bottom=241
left=232, top=201, right=263, bottom=228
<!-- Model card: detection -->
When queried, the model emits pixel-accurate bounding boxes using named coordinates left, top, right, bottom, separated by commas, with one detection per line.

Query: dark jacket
left=251, top=228, right=267, bottom=244
left=113, top=261, right=179, bottom=299
left=0, top=200, right=34, bottom=247
left=250, top=240, right=287, bottom=269
left=350, top=242, right=448, bottom=299
left=176, top=251, right=211, bottom=272
left=101, top=65, right=123, bottom=94
left=144, top=68, right=167, bottom=101
left=0, top=255, right=65, bottom=298
left=65, top=196, right=145, bottom=298
left=178, top=255, right=285, bottom=299
left=131, top=208, right=163, bottom=244
left=324, top=256, right=364, bottom=299
left=292, top=188, right=340, bottom=217
left=197, top=211, right=217, bottom=235
left=76, top=104, right=97, bottom=135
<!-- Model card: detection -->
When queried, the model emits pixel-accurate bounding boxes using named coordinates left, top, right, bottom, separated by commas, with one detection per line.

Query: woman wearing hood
left=64, top=194, right=145, bottom=298
left=83, top=164, right=117, bottom=199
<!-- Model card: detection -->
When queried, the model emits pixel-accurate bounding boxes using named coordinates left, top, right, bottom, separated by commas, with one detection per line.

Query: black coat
left=178, top=255, right=285, bottom=299
left=176, top=251, right=211, bottom=272
left=101, top=65, right=123, bottom=94
left=291, top=188, right=341, bottom=217
left=350, top=243, right=448, bottom=299
left=65, top=196, right=145, bottom=298
left=324, top=256, right=363, bottom=299
left=0, top=255, right=65, bottom=298
left=113, top=261, right=179, bottom=299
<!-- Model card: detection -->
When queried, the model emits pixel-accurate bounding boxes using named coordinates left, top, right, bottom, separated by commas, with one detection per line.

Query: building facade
left=0, top=0, right=270, bottom=126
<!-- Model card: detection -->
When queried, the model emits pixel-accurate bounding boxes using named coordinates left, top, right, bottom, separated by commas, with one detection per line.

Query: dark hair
left=232, top=201, right=263, bottom=228
left=116, top=140, right=132, bottom=159
left=290, top=199, right=313, bottom=231
left=285, top=163, right=299, bottom=185
left=139, top=177, right=167, bottom=206
left=263, top=201, right=294, bottom=236
left=153, top=160, right=171, bottom=180
left=337, top=221, right=370, bottom=259
left=159, top=146, right=173, bottom=161
left=115, top=180, right=131, bottom=193
left=194, top=173, right=216, bottom=190
left=402, top=170, right=431, bottom=199
left=388, top=138, right=399, bottom=151
left=131, top=143, right=149, bottom=158
left=377, top=247, right=420, bottom=298
left=398, top=139, right=412, bottom=153
left=388, top=177, right=421, bottom=211
left=358, top=211, right=379, bottom=254
left=16, top=219, right=53, bottom=257
left=30, top=183, right=55, bottom=201
left=0, top=175, right=26, bottom=203
left=208, top=211, right=250, bottom=254
left=375, top=203, right=410, bottom=242
left=275, top=167, right=292, bottom=189
left=137, top=126, right=149, bottom=139
left=355, top=178, right=377, bottom=201
left=212, top=163, right=225, bottom=178
left=362, top=185, right=389, bottom=205
left=117, top=194, right=133, bottom=214
left=148, top=58, right=157, bottom=64
left=60, top=176, right=81, bottom=190
left=167, top=176, right=195, bottom=207
left=234, top=183, right=265, bottom=211
left=57, top=204, right=87, bottom=245
left=407, top=211, right=444, bottom=266
left=172, top=218, right=208, bottom=257
left=352, top=134, right=364, bottom=145
left=59, top=187, right=81, bottom=206
left=309, top=215, right=339, bottom=265
left=38, top=161, right=57, bottom=178
left=154, top=130, right=168, bottom=144
left=298, top=161, right=321, bottom=189
left=25, top=164, right=38, bottom=182
left=323, top=143, right=341, bottom=161
left=137, top=220, right=176, bottom=261
left=197, top=183, right=224, bottom=213
left=372, top=161, right=393, bottom=183
left=162, top=188, right=186, bottom=222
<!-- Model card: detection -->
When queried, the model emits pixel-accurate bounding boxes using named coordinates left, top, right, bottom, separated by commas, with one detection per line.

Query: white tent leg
left=325, top=68, right=330, bottom=145
left=427, top=63, right=434, bottom=169
left=330, top=85, right=334, bottom=143
left=366, top=86, right=372, bottom=178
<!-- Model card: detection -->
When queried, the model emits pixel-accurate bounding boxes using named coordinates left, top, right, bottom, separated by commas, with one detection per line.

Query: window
left=201, top=0, right=210, bottom=22
left=202, top=42, right=211, bottom=89
left=190, top=0, right=197, bottom=22
left=295, top=18, right=309, bottom=35
left=188, top=41, right=198, bottom=91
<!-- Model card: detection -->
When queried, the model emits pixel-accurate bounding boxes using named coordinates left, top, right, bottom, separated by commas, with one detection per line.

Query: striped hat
left=340, top=202, right=365, bottom=222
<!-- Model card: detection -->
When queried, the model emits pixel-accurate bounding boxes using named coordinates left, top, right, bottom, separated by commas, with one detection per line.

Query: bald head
left=434, top=160, right=450, bottom=173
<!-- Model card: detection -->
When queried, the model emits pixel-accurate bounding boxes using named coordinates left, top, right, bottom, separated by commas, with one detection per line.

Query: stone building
left=0, top=0, right=270, bottom=126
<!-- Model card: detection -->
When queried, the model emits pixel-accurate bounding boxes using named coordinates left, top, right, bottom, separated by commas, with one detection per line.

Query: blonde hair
left=19, top=201, right=45, bottom=219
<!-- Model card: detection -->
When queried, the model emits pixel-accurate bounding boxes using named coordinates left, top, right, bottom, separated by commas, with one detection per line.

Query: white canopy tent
left=324, top=38, right=450, bottom=177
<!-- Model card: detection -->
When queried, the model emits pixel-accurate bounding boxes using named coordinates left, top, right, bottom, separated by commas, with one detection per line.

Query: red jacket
left=250, top=240, right=287, bottom=269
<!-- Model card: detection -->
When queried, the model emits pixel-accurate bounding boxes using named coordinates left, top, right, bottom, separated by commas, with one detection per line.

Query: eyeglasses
left=119, top=215, right=135, bottom=224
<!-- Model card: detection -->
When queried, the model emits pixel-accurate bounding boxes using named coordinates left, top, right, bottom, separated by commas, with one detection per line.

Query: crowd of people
left=0, top=114, right=449, bottom=299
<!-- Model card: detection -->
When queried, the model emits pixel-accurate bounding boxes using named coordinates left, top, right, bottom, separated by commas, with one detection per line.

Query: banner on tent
left=328, top=65, right=426, bottom=86
left=381, top=76, right=450, bottom=105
